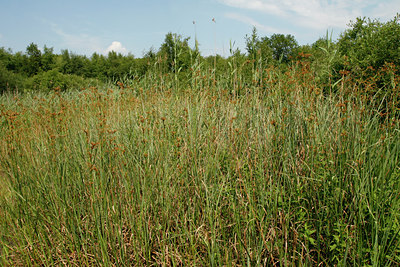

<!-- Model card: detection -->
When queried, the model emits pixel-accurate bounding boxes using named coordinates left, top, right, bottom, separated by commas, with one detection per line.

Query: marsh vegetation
left=0, top=16, right=399, bottom=266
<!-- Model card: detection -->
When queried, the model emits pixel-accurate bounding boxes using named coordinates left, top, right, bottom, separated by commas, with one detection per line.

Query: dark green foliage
left=158, top=32, right=193, bottom=73
left=23, top=69, right=93, bottom=92
left=337, top=15, right=400, bottom=116
left=0, top=15, right=399, bottom=98
left=4, top=51, right=26, bottom=74
left=245, top=28, right=298, bottom=65
left=0, top=48, right=26, bottom=93
left=105, top=51, right=136, bottom=80
left=245, top=27, right=274, bottom=69
left=41, top=46, right=56, bottom=72
left=60, top=49, right=90, bottom=77
left=338, top=15, right=400, bottom=74
left=266, top=33, right=299, bottom=63
left=25, top=43, right=42, bottom=76
left=0, top=61, right=24, bottom=93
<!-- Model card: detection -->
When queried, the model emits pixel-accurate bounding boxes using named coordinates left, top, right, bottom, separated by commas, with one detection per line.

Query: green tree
left=60, top=49, right=71, bottom=74
left=106, top=51, right=122, bottom=78
left=158, top=32, right=192, bottom=73
left=267, top=34, right=299, bottom=63
left=245, top=27, right=260, bottom=63
left=60, top=50, right=89, bottom=76
left=41, top=45, right=56, bottom=72
left=143, top=47, right=157, bottom=72
left=0, top=61, right=25, bottom=93
left=25, top=43, right=42, bottom=76
left=337, top=15, right=400, bottom=116
left=338, top=15, right=400, bottom=75
left=88, top=52, right=107, bottom=79
left=70, top=54, right=89, bottom=77
left=245, top=27, right=273, bottom=65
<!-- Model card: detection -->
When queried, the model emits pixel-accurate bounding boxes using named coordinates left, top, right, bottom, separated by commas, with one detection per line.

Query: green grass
left=0, top=63, right=399, bottom=266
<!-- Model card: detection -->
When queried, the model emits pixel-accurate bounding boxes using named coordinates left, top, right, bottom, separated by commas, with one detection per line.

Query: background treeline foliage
left=1, top=15, right=399, bottom=96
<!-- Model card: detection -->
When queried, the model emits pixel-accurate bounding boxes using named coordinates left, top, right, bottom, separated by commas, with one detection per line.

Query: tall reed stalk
left=0, top=56, right=399, bottom=265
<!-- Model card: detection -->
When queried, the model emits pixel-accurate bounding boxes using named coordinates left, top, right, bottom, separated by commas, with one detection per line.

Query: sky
left=0, top=0, right=399, bottom=57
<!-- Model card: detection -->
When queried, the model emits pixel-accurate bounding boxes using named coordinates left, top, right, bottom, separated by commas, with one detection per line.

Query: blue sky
left=0, top=0, right=399, bottom=57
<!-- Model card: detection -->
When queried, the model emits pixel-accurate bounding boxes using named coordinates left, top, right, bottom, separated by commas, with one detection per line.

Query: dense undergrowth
left=0, top=56, right=399, bottom=266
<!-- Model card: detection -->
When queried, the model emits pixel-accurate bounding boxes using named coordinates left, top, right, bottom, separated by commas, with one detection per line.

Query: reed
left=0, top=57, right=399, bottom=266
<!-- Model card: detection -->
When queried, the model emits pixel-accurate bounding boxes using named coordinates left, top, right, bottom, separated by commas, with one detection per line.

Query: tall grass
left=0, top=58, right=399, bottom=265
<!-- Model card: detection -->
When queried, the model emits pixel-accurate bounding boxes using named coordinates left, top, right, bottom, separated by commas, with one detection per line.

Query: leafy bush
left=0, top=62, right=25, bottom=94
left=23, top=69, right=98, bottom=92
left=338, top=15, right=400, bottom=74
left=337, top=15, right=400, bottom=116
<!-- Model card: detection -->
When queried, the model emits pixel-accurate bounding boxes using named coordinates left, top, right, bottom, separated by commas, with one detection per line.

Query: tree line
left=1, top=15, right=399, bottom=94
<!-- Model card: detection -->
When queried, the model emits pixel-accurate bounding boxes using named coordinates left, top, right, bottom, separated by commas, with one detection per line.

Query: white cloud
left=50, top=23, right=103, bottom=54
left=220, top=0, right=285, bottom=16
left=105, top=41, right=128, bottom=54
left=370, top=2, right=400, bottom=20
left=219, top=0, right=399, bottom=30
left=225, top=12, right=281, bottom=33
left=49, top=22, right=130, bottom=55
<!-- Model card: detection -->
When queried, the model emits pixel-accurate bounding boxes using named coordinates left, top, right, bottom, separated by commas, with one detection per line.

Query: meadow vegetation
left=0, top=16, right=399, bottom=265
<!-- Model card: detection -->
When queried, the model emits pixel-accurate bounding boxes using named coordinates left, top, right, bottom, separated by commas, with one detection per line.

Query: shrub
left=0, top=62, right=25, bottom=94
left=338, top=15, right=400, bottom=74
left=23, top=69, right=97, bottom=92
left=337, top=14, right=400, bottom=116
